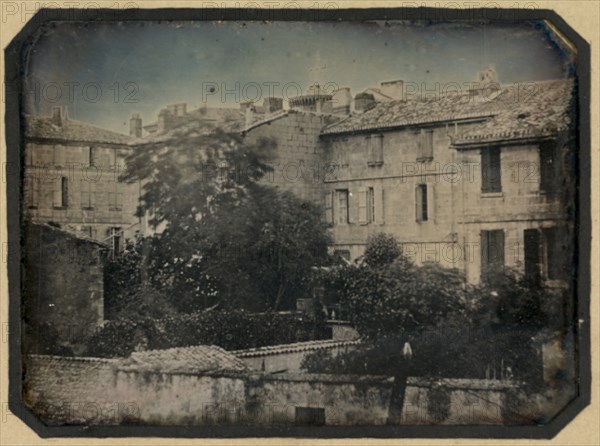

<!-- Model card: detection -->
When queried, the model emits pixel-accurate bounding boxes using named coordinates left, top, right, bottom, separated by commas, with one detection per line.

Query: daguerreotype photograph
left=5, top=5, right=590, bottom=439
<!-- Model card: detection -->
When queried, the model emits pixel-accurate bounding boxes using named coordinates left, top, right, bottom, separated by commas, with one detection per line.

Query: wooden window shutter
left=375, top=186, right=385, bottom=224
left=358, top=187, right=368, bottom=224
left=427, top=184, right=435, bottom=222
left=415, top=185, right=422, bottom=222
left=324, top=191, right=333, bottom=224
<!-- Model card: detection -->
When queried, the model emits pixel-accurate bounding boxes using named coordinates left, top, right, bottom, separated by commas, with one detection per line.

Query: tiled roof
left=25, top=115, right=134, bottom=145
left=141, top=107, right=245, bottom=144
left=322, top=79, right=574, bottom=140
left=451, top=79, right=574, bottom=146
left=231, top=339, right=361, bottom=358
left=121, top=345, right=248, bottom=374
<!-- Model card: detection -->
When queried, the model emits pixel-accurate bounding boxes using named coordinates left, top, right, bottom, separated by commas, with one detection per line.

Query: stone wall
left=22, top=223, right=106, bottom=355
left=23, top=354, right=514, bottom=426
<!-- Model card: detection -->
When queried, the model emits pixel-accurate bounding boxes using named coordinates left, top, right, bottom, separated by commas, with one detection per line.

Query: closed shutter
left=375, top=186, right=384, bottom=224
left=324, top=191, right=333, bottom=224
left=427, top=184, right=435, bottom=222
left=54, top=145, right=65, bottom=167
left=358, top=187, right=368, bottom=224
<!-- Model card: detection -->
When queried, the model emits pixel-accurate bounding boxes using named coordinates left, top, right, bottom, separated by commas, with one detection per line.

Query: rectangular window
left=481, top=230, right=505, bottom=281
left=54, top=176, right=68, bottom=208
left=481, top=147, right=502, bottom=193
left=415, top=184, right=428, bottom=222
left=80, top=180, right=96, bottom=209
left=335, top=189, right=349, bottom=225
left=61, top=177, right=69, bottom=207
left=295, top=407, right=325, bottom=426
left=524, top=228, right=542, bottom=284
left=25, top=176, right=39, bottom=208
left=542, top=227, right=564, bottom=281
left=368, top=187, right=375, bottom=223
left=53, top=145, right=65, bottom=167
left=417, top=129, right=434, bottom=161
left=368, top=134, right=384, bottom=166
left=108, top=185, right=123, bottom=211
left=89, top=147, right=96, bottom=166
left=323, top=191, right=334, bottom=225
left=539, top=143, right=560, bottom=196
left=111, top=227, right=121, bottom=257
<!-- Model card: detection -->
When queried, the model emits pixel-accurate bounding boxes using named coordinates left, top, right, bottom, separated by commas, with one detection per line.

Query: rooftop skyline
left=25, top=20, right=574, bottom=134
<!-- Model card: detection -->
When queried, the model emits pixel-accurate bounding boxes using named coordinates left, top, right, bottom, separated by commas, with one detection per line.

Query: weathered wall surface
left=22, top=224, right=106, bottom=355
left=244, top=111, right=333, bottom=203
left=24, top=355, right=514, bottom=426
left=24, top=142, right=142, bottom=244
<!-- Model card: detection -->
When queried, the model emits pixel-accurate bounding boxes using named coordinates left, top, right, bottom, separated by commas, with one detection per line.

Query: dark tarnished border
left=4, top=6, right=591, bottom=439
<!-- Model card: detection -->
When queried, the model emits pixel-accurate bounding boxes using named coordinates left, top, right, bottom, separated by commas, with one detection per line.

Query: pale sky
left=25, top=20, right=574, bottom=134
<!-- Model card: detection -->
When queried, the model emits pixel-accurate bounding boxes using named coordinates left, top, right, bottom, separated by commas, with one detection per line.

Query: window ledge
left=367, top=161, right=383, bottom=167
left=81, top=206, right=95, bottom=211
left=53, top=206, right=68, bottom=210
left=481, top=192, right=503, bottom=198
left=416, top=157, right=433, bottom=163
left=109, top=207, right=123, bottom=212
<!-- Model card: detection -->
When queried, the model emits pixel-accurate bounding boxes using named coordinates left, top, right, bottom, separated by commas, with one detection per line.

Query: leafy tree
left=116, top=118, right=330, bottom=312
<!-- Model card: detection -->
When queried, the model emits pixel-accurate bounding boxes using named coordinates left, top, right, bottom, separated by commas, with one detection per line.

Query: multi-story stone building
left=23, top=106, right=144, bottom=254
left=318, top=78, right=575, bottom=285
left=25, top=70, right=574, bottom=287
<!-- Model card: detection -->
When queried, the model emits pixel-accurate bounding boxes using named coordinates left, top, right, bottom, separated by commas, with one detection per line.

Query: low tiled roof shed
left=120, top=345, right=249, bottom=374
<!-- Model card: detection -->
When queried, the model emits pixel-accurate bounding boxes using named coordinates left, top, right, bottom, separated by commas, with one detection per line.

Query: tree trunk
left=386, top=367, right=408, bottom=425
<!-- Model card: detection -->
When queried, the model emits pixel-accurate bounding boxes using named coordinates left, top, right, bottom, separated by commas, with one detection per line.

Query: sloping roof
left=25, top=115, right=134, bottom=145
left=120, top=345, right=248, bottom=374
left=322, top=78, right=574, bottom=139
left=140, top=107, right=245, bottom=144
left=451, top=79, right=574, bottom=146
left=231, top=339, right=361, bottom=358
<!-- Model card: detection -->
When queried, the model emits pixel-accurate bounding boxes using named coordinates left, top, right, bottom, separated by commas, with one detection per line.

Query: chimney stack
left=380, top=80, right=404, bottom=100
left=331, top=87, right=352, bottom=114
left=51, top=106, right=62, bottom=126
left=166, top=103, right=187, bottom=117
left=354, top=92, right=376, bottom=112
left=129, top=113, right=142, bottom=138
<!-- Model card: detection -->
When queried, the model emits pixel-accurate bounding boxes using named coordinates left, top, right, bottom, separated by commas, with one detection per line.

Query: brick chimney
left=262, top=97, right=283, bottom=114
left=157, top=108, right=175, bottom=132
left=129, top=113, right=142, bottom=138
left=331, top=87, right=352, bottom=114
left=380, top=80, right=404, bottom=100
left=354, top=92, right=376, bottom=112
left=51, top=106, right=62, bottom=126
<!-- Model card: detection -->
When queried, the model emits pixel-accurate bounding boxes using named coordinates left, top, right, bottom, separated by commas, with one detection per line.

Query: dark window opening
left=539, top=142, right=561, bottom=196
left=481, top=147, right=502, bottom=193
left=336, top=189, right=349, bottom=225
left=61, top=177, right=69, bottom=207
left=416, top=184, right=428, bottom=222
left=417, top=129, right=434, bottom=161
left=481, top=229, right=505, bottom=282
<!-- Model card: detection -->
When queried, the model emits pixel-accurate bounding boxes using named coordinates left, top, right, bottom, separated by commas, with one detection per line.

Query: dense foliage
left=84, top=310, right=329, bottom=357
left=301, top=232, right=565, bottom=422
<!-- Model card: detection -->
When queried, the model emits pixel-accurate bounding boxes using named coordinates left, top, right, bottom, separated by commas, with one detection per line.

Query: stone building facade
left=316, top=78, right=575, bottom=285
left=23, top=107, right=144, bottom=254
